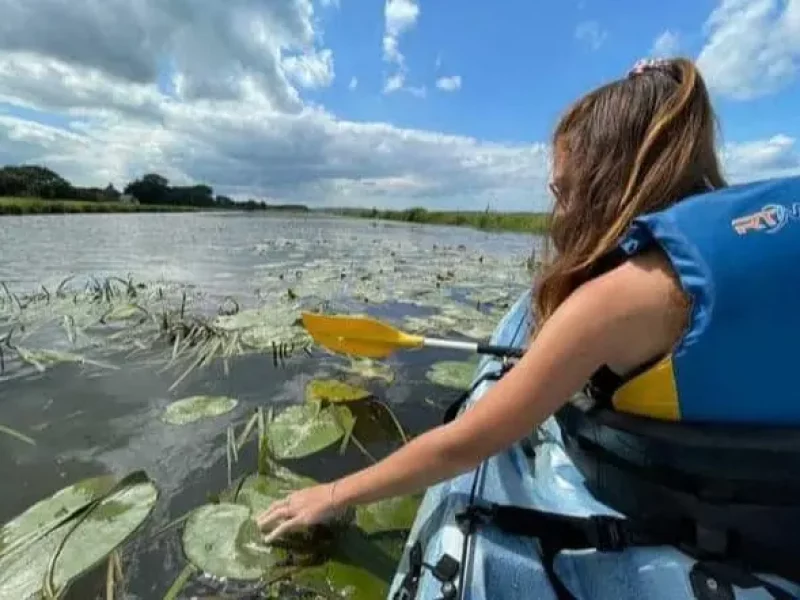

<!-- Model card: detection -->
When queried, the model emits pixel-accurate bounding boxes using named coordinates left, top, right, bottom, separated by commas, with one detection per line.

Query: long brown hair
left=533, top=57, right=727, bottom=328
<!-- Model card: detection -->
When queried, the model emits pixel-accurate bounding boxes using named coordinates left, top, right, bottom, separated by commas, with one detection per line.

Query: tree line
left=0, top=165, right=309, bottom=212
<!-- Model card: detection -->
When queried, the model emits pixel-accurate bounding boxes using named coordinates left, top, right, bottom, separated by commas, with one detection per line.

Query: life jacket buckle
left=586, top=515, right=629, bottom=552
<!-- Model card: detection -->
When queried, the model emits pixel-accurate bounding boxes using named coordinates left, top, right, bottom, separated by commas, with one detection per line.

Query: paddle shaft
left=423, top=337, right=524, bottom=359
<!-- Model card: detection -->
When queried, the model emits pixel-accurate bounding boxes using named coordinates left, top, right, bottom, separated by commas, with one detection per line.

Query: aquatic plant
left=426, top=359, right=480, bottom=390
left=334, top=357, right=395, bottom=384
left=305, top=379, right=372, bottom=404
left=0, top=471, right=158, bottom=600
left=0, top=230, right=534, bottom=597
left=161, top=395, right=239, bottom=425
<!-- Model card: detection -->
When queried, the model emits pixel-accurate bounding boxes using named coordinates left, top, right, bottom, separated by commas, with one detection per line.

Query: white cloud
left=383, top=0, right=420, bottom=65
left=0, top=0, right=332, bottom=112
left=383, top=73, right=405, bottom=94
left=282, top=49, right=335, bottom=89
left=0, top=0, right=796, bottom=214
left=0, top=0, right=552, bottom=211
left=575, top=20, right=608, bottom=51
left=697, top=0, right=800, bottom=100
left=348, top=76, right=358, bottom=90
left=651, top=30, right=681, bottom=57
left=436, top=75, right=462, bottom=92
left=382, top=0, right=422, bottom=96
left=722, top=134, right=800, bottom=180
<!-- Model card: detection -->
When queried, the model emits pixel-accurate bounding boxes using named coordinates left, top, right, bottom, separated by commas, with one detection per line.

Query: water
left=0, top=212, right=539, bottom=599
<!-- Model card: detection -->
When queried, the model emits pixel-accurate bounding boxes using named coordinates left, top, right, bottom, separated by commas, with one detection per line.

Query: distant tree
left=405, top=207, right=428, bottom=222
left=124, top=173, right=170, bottom=204
left=0, top=165, right=73, bottom=198
left=215, top=194, right=235, bottom=208
left=103, top=183, right=121, bottom=200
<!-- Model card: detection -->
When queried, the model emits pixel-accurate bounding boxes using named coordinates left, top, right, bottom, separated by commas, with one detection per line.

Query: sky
left=0, top=0, right=799, bottom=211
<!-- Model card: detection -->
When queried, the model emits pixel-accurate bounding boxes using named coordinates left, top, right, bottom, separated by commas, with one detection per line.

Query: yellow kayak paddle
left=300, top=312, right=525, bottom=360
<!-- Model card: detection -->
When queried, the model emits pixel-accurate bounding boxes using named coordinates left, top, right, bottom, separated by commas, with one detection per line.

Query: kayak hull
left=388, top=290, right=800, bottom=600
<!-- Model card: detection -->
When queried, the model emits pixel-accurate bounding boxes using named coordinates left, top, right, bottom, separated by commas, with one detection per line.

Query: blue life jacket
left=599, top=175, right=800, bottom=425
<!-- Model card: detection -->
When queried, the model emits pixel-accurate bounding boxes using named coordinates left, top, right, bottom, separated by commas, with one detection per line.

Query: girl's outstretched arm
left=258, top=252, right=684, bottom=542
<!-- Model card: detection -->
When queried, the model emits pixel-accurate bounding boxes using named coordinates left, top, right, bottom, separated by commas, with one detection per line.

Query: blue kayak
left=388, top=290, right=800, bottom=600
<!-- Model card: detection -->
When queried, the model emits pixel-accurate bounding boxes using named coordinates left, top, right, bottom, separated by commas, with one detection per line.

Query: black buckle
left=586, top=515, right=629, bottom=552
left=455, top=504, right=494, bottom=535
left=393, top=542, right=423, bottom=600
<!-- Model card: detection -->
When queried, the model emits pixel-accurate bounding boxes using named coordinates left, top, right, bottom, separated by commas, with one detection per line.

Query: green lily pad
left=0, top=471, right=158, bottom=600
left=182, top=503, right=280, bottom=581
left=288, top=527, right=406, bottom=600
left=0, top=475, right=116, bottom=557
left=268, top=403, right=355, bottom=460
left=162, top=395, right=238, bottom=425
left=426, top=360, right=478, bottom=390
left=305, top=379, right=372, bottom=404
left=335, top=358, right=395, bottom=384
left=355, top=495, right=421, bottom=535
left=235, top=472, right=316, bottom=515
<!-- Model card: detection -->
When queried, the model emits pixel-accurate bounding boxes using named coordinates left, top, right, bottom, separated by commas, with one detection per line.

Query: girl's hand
left=256, top=482, right=340, bottom=544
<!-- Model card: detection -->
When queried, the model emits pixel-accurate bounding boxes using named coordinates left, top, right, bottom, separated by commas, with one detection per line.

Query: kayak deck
left=388, top=290, right=800, bottom=600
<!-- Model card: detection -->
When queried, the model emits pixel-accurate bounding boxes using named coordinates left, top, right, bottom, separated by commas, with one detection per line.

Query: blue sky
left=310, top=0, right=800, bottom=144
left=0, top=0, right=799, bottom=210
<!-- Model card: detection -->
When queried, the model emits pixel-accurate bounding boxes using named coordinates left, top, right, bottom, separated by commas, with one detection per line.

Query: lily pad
left=335, top=358, right=395, bottom=384
left=0, top=471, right=158, bottom=600
left=162, top=395, right=238, bottom=425
left=182, top=503, right=279, bottom=581
left=0, top=475, right=116, bottom=557
left=305, top=379, right=372, bottom=404
left=288, top=527, right=407, bottom=600
left=355, top=495, right=421, bottom=535
left=426, top=360, right=478, bottom=390
left=235, top=472, right=316, bottom=515
left=268, top=403, right=355, bottom=460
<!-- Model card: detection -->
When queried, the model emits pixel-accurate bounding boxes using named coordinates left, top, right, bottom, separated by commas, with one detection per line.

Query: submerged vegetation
left=0, top=230, right=535, bottom=598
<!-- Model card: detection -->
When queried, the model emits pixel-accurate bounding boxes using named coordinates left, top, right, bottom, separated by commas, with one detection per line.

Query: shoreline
left=325, top=208, right=551, bottom=235
left=1, top=197, right=552, bottom=235
left=0, top=197, right=204, bottom=216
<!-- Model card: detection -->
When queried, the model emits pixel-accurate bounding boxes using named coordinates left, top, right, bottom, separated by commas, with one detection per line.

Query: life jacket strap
left=453, top=502, right=797, bottom=600
left=442, top=361, right=515, bottom=424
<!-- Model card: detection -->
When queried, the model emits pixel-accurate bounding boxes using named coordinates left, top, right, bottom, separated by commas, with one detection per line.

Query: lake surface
left=0, top=212, right=540, bottom=599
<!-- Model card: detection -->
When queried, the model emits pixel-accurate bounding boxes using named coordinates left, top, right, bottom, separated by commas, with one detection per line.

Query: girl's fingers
left=256, top=504, right=292, bottom=531
left=262, top=516, right=301, bottom=545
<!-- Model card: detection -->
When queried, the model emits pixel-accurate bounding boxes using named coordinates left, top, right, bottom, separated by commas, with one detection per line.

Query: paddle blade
left=301, top=312, right=424, bottom=359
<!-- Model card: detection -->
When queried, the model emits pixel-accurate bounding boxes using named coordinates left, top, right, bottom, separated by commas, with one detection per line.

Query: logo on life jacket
left=732, top=203, right=800, bottom=235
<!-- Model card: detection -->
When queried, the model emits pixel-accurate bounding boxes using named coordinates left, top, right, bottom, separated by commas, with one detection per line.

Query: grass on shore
left=0, top=197, right=202, bottom=216
left=332, top=208, right=551, bottom=234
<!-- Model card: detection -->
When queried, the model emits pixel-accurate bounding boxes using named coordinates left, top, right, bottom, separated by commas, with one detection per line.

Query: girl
left=257, top=57, right=733, bottom=542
